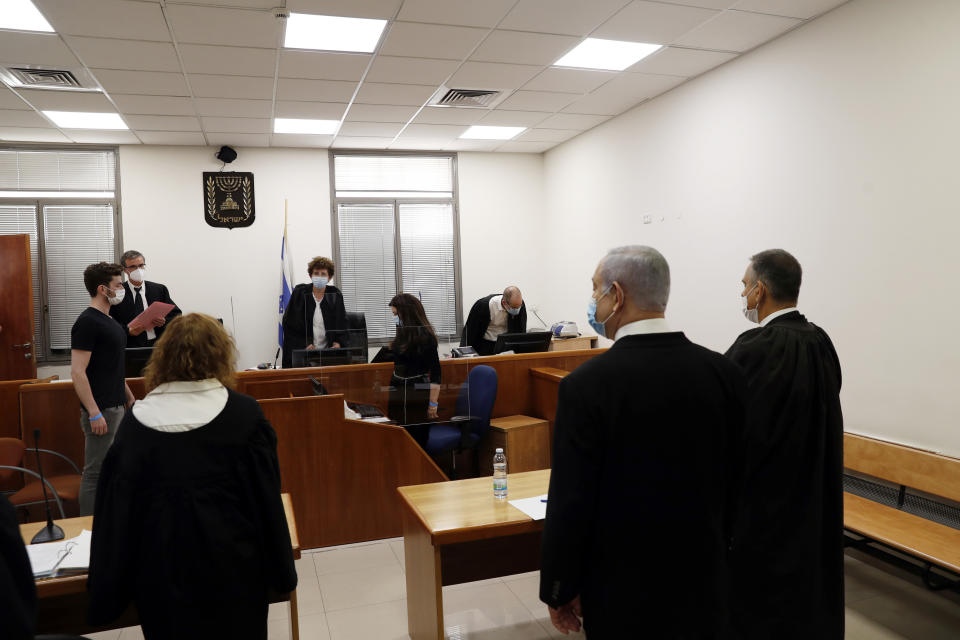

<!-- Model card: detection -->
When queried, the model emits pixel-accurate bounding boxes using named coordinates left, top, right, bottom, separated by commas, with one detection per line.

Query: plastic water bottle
left=493, top=448, right=507, bottom=501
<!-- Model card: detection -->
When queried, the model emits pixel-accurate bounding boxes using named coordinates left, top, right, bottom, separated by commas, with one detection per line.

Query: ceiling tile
left=397, top=0, right=516, bottom=28
left=285, top=0, right=402, bottom=19
left=179, top=44, right=277, bottom=78
left=201, top=117, right=270, bottom=134
left=274, top=101, right=348, bottom=119
left=389, top=139, right=448, bottom=150
left=732, top=0, right=847, bottom=19
left=479, top=109, right=551, bottom=127
left=125, top=115, right=202, bottom=131
left=365, top=56, right=458, bottom=86
left=206, top=133, right=270, bottom=147
left=523, top=68, right=617, bottom=94
left=537, top=112, right=610, bottom=129
left=0, top=32, right=81, bottom=67
left=337, top=122, right=404, bottom=137
left=397, top=123, right=467, bottom=140
left=561, top=72, right=683, bottom=115
left=344, top=104, right=418, bottom=122
left=498, top=140, right=555, bottom=153
left=653, top=0, right=735, bottom=8
left=190, top=74, right=275, bottom=99
left=471, top=30, right=578, bottom=66
left=279, top=52, right=370, bottom=81
left=518, top=128, right=579, bottom=142
left=500, top=0, right=632, bottom=36
left=270, top=133, right=334, bottom=148
left=65, top=37, right=180, bottom=72
left=354, top=82, right=435, bottom=106
left=449, top=62, right=542, bottom=91
left=379, top=22, right=488, bottom=60
left=35, top=0, right=171, bottom=40
left=593, top=1, right=719, bottom=43
left=66, top=130, right=141, bottom=144
left=0, top=110, right=50, bottom=128
left=15, top=89, right=116, bottom=112
left=111, top=94, right=196, bottom=116
left=135, top=131, right=207, bottom=145
left=0, top=127, right=71, bottom=143
left=412, top=107, right=486, bottom=126
left=497, top=90, right=578, bottom=112
left=277, top=78, right=358, bottom=102
left=92, top=69, right=189, bottom=96
left=0, top=88, right=28, bottom=110
left=629, top=46, right=736, bottom=76
left=445, top=139, right=501, bottom=152
left=674, top=10, right=801, bottom=51
left=166, top=5, right=280, bottom=47
left=195, top=98, right=273, bottom=118
left=168, top=0, right=277, bottom=8
left=331, top=136, right=395, bottom=149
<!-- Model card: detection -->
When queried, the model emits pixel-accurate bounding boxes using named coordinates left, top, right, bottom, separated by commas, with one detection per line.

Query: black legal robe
left=0, top=496, right=35, bottom=640
left=87, top=390, right=297, bottom=639
left=725, top=311, right=844, bottom=640
left=108, top=280, right=182, bottom=347
left=540, top=332, right=747, bottom=639
left=281, top=283, right=349, bottom=368
left=460, top=293, right=527, bottom=355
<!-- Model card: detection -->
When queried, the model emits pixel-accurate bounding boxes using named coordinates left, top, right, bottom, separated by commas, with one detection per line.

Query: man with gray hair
left=460, top=285, right=526, bottom=355
left=540, top=245, right=747, bottom=637
left=109, top=250, right=181, bottom=348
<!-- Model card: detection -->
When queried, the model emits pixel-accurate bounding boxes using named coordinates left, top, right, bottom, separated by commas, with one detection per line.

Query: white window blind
left=0, top=206, right=41, bottom=345
left=398, top=203, right=457, bottom=336
left=42, top=205, right=115, bottom=351
left=0, top=150, right=116, bottom=192
left=336, top=203, right=397, bottom=340
left=334, top=155, right=453, bottom=196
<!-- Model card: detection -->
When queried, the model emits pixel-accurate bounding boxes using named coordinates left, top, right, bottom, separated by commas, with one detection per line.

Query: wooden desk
left=398, top=470, right=550, bottom=640
left=21, top=493, right=301, bottom=639
left=548, top=335, right=598, bottom=352
left=479, top=415, right=551, bottom=474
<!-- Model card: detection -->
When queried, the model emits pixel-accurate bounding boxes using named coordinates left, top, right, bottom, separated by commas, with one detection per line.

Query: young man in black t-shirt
left=71, top=262, right=135, bottom=515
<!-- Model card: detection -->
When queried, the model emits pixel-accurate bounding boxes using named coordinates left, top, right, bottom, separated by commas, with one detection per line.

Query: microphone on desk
left=30, top=428, right=65, bottom=544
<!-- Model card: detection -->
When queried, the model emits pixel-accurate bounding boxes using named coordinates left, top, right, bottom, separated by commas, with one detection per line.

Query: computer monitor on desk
left=291, top=347, right=365, bottom=368
left=493, top=331, right=552, bottom=355
left=124, top=347, right=154, bottom=378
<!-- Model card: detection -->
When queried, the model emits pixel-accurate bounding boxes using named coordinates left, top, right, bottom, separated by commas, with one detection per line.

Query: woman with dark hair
left=86, top=313, right=297, bottom=639
left=281, top=256, right=349, bottom=368
left=385, top=294, right=442, bottom=448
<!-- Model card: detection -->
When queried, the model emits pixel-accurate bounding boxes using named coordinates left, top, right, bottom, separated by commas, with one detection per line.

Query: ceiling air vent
left=0, top=65, right=101, bottom=92
left=428, top=86, right=505, bottom=109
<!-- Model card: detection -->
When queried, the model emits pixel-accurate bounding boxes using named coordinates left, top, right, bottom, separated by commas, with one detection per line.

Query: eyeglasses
left=124, top=263, right=145, bottom=271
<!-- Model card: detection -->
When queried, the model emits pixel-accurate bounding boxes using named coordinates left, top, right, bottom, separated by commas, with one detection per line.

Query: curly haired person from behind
left=86, top=314, right=297, bottom=639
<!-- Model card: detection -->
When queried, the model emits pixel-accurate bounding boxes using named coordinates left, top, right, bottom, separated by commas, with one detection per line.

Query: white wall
left=541, top=0, right=960, bottom=456
left=107, top=146, right=543, bottom=368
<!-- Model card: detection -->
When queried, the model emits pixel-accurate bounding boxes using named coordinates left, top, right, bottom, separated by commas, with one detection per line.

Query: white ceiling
left=0, top=0, right=848, bottom=152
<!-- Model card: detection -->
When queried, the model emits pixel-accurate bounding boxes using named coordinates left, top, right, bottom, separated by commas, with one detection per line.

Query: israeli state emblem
left=203, top=171, right=255, bottom=229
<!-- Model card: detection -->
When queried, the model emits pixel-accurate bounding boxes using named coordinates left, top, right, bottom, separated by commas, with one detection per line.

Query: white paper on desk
left=26, top=529, right=92, bottom=577
left=508, top=494, right=548, bottom=520
left=362, top=416, right=392, bottom=423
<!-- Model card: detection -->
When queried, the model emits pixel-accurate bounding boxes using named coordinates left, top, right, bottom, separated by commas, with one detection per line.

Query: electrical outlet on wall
left=642, top=214, right=652, bottom=224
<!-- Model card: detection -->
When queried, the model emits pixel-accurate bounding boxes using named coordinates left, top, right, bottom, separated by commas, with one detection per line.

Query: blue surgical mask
left=312, top=275, right=328, bottom=289
left=393, top=315, right=401, bottom=327
left=587, top=287, right=617, bottom=337
left=505, top=304, right=521, bottom=317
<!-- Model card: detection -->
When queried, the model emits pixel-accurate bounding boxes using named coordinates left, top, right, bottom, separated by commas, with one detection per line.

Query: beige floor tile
left=441, top=581, right=540, bottom=634
left=314, top=541, right=400, bottom=576
left=502, top=574, right=585, bottom=639
left=846, top=589, right=960, bottom=639
left=84, top=631, right=122, bottom=640
left=444, top=577, right=504, bottom=592
left=325, top=598, right=411, bottom=640
left=389, top=538, right=405, bottom=569
left=319, top=563, right=407, bottom=611
left=502, top=570, right=540, bottom=584
left=296, top=583, right=328, bottom=617
left=118, top=626, right=145, bottom=639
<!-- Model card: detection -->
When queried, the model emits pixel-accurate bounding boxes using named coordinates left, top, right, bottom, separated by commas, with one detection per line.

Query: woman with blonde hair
left=87, top=313, right=296, bottom=639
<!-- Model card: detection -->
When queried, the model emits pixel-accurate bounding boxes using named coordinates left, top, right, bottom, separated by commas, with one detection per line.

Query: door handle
left=11, top=343, right=31, bottom=349
left=25, top=352, right=33, bottom=359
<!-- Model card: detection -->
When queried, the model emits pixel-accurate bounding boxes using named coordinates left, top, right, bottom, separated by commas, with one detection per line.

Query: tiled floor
left=85, top=543, right=960, bottom=640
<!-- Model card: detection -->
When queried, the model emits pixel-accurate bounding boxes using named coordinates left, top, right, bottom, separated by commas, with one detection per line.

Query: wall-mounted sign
left=203, top=171, right=255, bottom=229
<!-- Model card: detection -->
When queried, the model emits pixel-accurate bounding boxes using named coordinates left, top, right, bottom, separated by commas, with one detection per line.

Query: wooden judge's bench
left=2, top=349, right=597, bottom=549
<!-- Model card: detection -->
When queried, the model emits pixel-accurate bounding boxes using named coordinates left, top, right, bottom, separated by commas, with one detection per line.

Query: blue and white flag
left=278, top=208, right=295, bottom=348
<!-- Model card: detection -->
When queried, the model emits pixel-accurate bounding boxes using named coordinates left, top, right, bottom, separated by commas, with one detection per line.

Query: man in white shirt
left=109, top=250, right=181, bottom=347
left=461, top=286, right=527, bottom=355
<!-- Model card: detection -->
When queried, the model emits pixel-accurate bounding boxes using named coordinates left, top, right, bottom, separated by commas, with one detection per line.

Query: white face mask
left=128, top=268, right=145, bottom=283
left=105, top=285, right=125, bottom=306
left=312, top=275, right=329, bottom=289
left=741, top=282, right=759, bottom=324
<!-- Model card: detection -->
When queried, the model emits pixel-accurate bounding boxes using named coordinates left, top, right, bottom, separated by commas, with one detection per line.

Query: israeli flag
left=278, top=214, right=295, bottom=348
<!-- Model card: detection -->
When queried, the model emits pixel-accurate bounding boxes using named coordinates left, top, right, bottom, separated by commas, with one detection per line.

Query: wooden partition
left=260, top=394, right=446, bottom=548
left=529, top=367, right=571, bottom=444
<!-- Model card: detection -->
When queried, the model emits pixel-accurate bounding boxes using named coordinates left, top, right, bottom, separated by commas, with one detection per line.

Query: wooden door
left=0, top=234, right=37, bottom=380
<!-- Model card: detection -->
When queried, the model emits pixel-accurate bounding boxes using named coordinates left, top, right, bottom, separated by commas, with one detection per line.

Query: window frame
left=0, top=144, right=123, bottom=364
left=329, top=150, right=464, bottom=345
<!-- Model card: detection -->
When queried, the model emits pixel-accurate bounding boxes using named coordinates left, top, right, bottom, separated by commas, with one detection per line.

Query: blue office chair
left=425, top=365, right=498, bottom=477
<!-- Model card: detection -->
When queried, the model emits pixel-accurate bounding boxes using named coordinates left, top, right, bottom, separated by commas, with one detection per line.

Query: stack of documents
left=26, top=529, right=92, bottom=578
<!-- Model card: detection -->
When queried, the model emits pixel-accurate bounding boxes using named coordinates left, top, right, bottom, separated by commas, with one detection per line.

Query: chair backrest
left=345, top=312, right=369, bottom=360
left=0, top=438, right=26, bottom=481
left=455, top=365, right=498, bottom=442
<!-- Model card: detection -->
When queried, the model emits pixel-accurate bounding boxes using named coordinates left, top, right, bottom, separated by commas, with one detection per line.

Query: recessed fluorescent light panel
left=460, top=126, right=526, bottom=140
left=554, top=38, right=661, bottom=71
left=1, top=0, right=55, bottom=33
left=43, top=111, right=127, bottom=130
left=274, top=118, right=340, bottom=135
left=284, top=13, right=387, bottom=53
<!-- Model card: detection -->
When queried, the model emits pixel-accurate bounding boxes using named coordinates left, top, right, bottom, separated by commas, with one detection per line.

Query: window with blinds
left=332, top=153, right=461, bottom=342
left=0, top=148, right=119, bottom=361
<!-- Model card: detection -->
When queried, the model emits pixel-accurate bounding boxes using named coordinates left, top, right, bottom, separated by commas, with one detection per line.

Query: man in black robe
left=540, top=246, right=747, bottom=638
left=460, top=286, right=526, bottom=355
left=726, top=249, right=844, bottom=639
